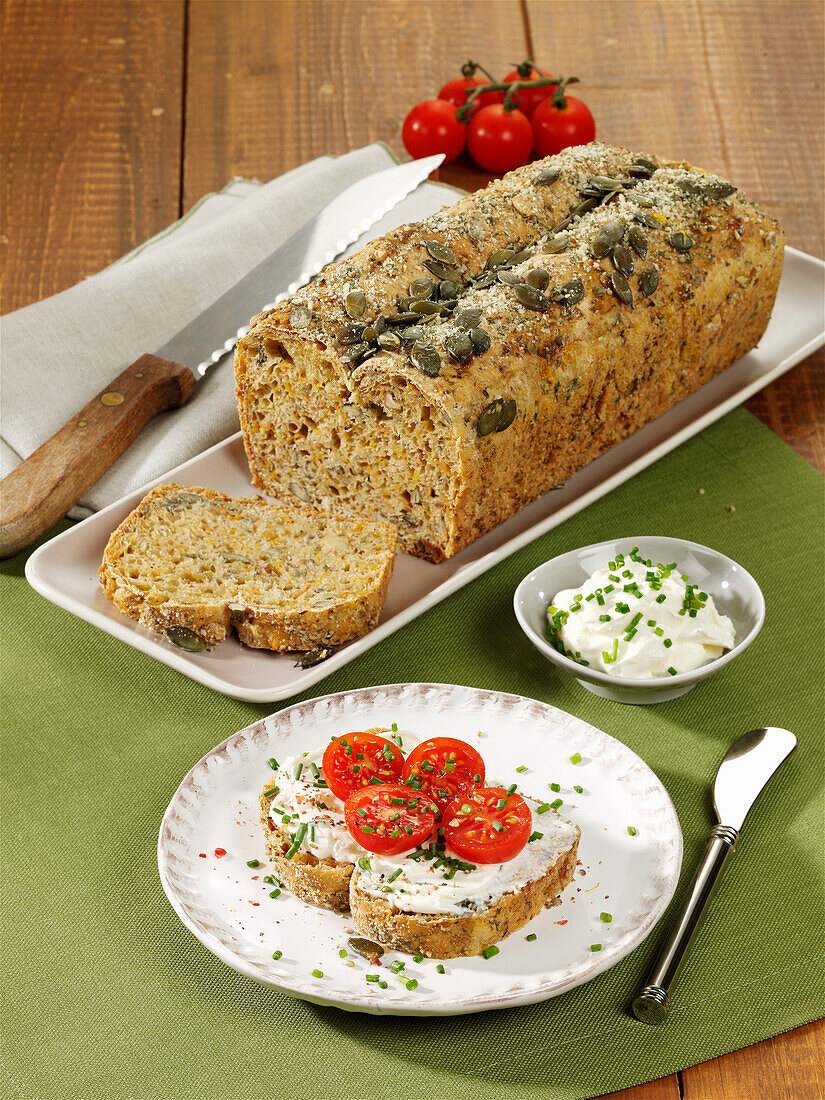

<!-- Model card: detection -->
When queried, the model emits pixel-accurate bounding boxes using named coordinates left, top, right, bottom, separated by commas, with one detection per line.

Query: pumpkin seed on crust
left=424, top=239, right=456, bottom=265
left=410, top=342, right=441, bottom=376
left=610, top=272, right=634, bottom=307
left=496, top=399, right=517, bottom=432
left=477, top=399, right=503, bottom=436
left=165, top=626, right=207, bottom=652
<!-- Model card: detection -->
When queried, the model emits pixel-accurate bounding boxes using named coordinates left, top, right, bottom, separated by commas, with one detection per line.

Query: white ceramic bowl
left=513, top=536, right=765, bottom=705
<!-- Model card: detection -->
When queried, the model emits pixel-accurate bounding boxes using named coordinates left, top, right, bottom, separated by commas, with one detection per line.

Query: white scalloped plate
left=158, top=683, right=682, bottom=1015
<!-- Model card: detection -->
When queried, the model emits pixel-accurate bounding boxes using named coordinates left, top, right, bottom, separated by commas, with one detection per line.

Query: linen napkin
left=0, top=144, right=463, bottom=517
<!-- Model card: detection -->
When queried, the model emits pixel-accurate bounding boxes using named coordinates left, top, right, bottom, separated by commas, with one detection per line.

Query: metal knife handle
left=0, top=354, right=195, bottom=558
left=632, top=823, right=739, bottom=1024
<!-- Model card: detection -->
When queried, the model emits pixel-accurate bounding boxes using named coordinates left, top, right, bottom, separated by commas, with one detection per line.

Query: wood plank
left=599, top=1073, right=682, bottom=1100
left=0, top=0, right=185, bottom=314
left=525, top=0, right=824, bottom=473
left=182, top=0, right=529, bottom=206
left=682, top=1018, right=825, bottom=1100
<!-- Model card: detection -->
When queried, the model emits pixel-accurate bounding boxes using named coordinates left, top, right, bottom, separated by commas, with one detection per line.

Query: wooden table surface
left=1, top=1, right=822, bottom=1097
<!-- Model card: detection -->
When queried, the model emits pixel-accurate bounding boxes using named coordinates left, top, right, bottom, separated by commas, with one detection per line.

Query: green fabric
left=1, top=406, right=823, bottom=1100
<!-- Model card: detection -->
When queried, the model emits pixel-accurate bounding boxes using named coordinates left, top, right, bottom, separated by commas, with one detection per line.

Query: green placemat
left=2, top=406, right=823, bottom=1100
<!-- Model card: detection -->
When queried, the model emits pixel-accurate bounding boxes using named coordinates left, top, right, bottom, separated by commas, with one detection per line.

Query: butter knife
left=0, top=154, right=444, bottom=558
left=632, top=725, right=797, bottom=1024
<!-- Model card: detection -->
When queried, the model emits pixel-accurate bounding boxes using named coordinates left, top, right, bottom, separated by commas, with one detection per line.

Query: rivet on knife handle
left=0, top=354, right=195, bottom=558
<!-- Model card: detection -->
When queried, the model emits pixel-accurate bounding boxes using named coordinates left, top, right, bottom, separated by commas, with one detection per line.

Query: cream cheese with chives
left=547, top=547, right=735, bottom=679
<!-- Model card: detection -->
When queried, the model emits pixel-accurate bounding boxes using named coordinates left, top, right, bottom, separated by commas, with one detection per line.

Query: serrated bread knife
left=0, top=154, right=444, bottom=558
left=632, top=726, right=797, bottom=1024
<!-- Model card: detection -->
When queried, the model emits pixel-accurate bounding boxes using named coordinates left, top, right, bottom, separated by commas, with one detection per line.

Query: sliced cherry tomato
left=466, top=105, right=533, bottom=173
left=344, top=783, right=437, bottom=856
left=442, top=786, right=532, bottom=864
left=402, top=99, right=466, bottom=163
left=531, top=94, right=596, bottom=157
left=401, top=737, right=486, bottom=816
left=322, top=732, right=404, bottom=802
left=501, top=66, right=554, bottom=118
left=438, top=76, right=503, bottom=113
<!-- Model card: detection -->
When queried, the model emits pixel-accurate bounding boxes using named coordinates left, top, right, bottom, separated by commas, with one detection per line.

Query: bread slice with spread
left=99, top=484, right=396, bottom=653
left=258, top=729, right=581, bottom=957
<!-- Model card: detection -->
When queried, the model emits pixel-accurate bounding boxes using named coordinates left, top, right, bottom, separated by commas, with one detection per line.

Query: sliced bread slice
left=259, top=783, right=353, bottom=912
left=348, top=812, right=580, bottom=958
left=99, top=484, right=396, bottom=652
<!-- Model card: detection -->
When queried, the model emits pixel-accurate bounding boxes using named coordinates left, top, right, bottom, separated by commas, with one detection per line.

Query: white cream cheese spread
left=547, top=547, right=735, bottom=679
left=353, top=807, right=579, bottom=915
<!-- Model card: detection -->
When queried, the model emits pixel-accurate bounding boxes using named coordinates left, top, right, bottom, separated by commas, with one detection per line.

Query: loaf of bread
left=235, top=142, right=784, bottom=562
left=99, top=484, right=396, bottom=652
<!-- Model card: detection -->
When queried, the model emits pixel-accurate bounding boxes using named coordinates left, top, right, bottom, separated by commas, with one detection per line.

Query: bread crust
left=99, top=484, right=396, bottom=651
left=236, top=142, right=785, bottom=562
left=348, top=837, right=579, bottom=958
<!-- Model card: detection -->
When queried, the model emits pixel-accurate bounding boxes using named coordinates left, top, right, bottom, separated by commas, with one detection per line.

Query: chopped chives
left=366, top=974, right=379, bottom=983
left=570, top=753, right=582, bottom=765
left=627, top=826, right=637, bottom=836
left=667, top=667, right=678, bottom=676
left=436, top=964, right=446, bottom=974
left=391, top=722, right=398, bottom=732
left=655, top=593, right=667, bottom=604
left=663, top=638, right=673, bottom=648
left=387, top=867, right=403, bottom=883
left=526, top=933, right=537, bottom=942
left=528, top=831, right=543, bottom=842
left=600, top=912, right=612, bottom=923
left=550, top=799, right=563, bottom=810
left=654, top=627, right=664, bottom=637
left=590, top=944, right=602, bottom=952
left=573, top=785, right=583, bottom=794
left=271, top=950, right=282, bottom=960
left=492, top=820, right=504, bottom=833
left=647, top=619, right=656, bottom=627
left=312, top=969, right=324, bottom=979
left=284, top=823, right=307, bottom=860
left=268, top=758, right=279, bottom=771
left=270, top=889, right=281, bottom=898
left=379, top=981, right=388, bottom=989
left=405, top=979, right=418, bottom=990
left=390, top=960, right=405, bottom=973
left=506, top=783, right=517, bottom=796
left=262, top=786, right=279, bottom=799
left=412, top=955, right=424, bottom=964
left=537, top=803, right=551, bottom=814
left=516, top=765, right=527, bottom=773
left=598, top=614, right=611, bottom=622
left=294, top=762, right=303, bottom=780
left=550, top=782, right=561, bottom=792
left=482, top=946, right=499, bottom=960
left=246, top=859, right=260, bottom=868
left=339, top=948, right=348, bottom=958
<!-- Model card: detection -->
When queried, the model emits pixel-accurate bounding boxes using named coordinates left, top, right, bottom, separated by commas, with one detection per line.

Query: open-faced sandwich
left=259, top=728, right=580, bottom=958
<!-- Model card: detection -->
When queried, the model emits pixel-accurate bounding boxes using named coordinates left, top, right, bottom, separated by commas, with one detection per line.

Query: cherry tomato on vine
left=322, top=731, right=404, bottom=802
left=438, top=76, right=503, bottom=113
left=402, top=737, right=486, bottom=816
left=442, top=786, right=532, bottom=864
left=402, top=99, right=466, bottom=163
left=531, top=94, right=596, bottom=156
left=344, top=783, right=437, bottom=856
left=501, top=66, right=554, bottom=118
left=466, top=105, right=533, bottom=173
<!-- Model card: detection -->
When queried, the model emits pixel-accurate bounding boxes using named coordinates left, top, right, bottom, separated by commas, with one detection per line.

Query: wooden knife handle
left=0, top=354, right=196, bottom=558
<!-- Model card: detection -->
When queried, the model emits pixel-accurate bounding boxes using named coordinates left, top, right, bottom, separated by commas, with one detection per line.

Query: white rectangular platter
left=26, top=246, right=825, bottom=702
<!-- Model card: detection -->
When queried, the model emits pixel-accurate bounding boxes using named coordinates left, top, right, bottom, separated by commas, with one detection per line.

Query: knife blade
left=0, top=155, right=444, bottom=558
